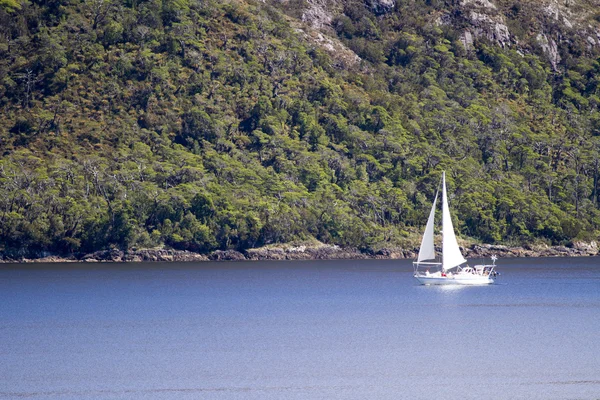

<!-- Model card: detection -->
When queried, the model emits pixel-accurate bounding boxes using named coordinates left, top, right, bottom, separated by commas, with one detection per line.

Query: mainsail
left=417, top=191, right=438, bottom=262
left=441, top=172, right=467, bottom=270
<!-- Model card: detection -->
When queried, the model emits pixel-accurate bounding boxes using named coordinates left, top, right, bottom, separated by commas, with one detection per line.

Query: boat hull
left=414, top=274, right=494, bottom=285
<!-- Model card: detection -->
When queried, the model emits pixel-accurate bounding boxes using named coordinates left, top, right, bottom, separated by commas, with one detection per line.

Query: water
left=1, top=258, right=599, bottom=399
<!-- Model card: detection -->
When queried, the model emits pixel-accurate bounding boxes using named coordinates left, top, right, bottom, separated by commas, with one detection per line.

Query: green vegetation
left=1, top=0, right=600, bottom=257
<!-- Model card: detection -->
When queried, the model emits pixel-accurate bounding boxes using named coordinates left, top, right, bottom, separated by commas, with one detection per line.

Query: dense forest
left=1, top=0, right=600, bottom=257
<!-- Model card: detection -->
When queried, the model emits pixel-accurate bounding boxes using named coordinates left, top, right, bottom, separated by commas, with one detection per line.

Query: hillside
left=1, top=0, right=600, bottom=258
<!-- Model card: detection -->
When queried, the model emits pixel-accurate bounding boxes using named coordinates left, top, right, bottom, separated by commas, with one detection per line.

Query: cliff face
left=267, top=0, right=600, bottom=71
left=447, top=0, right=600, bottom=70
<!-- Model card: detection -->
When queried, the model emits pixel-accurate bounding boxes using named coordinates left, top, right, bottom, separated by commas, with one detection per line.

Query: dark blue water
left=1, top=258, right=599, bottom=399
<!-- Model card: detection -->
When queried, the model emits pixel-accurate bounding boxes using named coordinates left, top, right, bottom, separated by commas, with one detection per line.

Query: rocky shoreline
left=1, top=241, right=598, bottom=263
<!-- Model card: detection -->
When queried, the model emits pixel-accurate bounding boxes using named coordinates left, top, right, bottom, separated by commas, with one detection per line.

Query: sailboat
left=413, top=171, right=498, bottom=285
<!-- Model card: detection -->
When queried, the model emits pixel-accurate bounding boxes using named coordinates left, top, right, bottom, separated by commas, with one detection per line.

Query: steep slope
left=1, top=0, right=600, bottom=257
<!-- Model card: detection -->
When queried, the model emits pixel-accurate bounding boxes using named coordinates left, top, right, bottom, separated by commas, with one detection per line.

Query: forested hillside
left=1, top=0, right=600, bottom=257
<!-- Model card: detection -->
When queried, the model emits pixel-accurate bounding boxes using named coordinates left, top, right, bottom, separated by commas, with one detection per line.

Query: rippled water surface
left=1, top=258, right=600, bottom=399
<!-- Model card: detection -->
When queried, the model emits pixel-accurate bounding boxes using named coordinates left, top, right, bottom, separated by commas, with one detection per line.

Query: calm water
left=1, top=258, right=599, bottom=399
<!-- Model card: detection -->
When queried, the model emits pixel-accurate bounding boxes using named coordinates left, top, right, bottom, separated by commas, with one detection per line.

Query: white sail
left=417, top=191, right=438, bottom=262
left=442, top=172, right=466, bottom=271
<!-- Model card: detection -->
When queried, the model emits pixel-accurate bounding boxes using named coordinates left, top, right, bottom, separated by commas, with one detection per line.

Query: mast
left=441, top=171, right=467, bottom=271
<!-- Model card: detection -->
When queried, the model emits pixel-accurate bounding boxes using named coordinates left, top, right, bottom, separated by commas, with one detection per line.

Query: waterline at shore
left=2, top=241, right=598, bottom=263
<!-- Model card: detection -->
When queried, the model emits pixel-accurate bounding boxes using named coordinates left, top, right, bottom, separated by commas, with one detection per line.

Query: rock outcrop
left=245, top=243, right=367, bottom=260
left=365, top=0, right=395, bottom=15
left=459, top=30, right=475, bottom=51
left=536, top=33, right=561, bottom=71
left=267, top=0, right=600, bottom=73
left=296, top=29, right=361, bottom=67
left=301, top=0, right=335, bottom=30
left=465, top=241, right=599, bottom=258
left=468, top=11, right=511, bottom=48
left=208, top=250, right=246, bottom=261
left=80, top=249, right=209, bottom=262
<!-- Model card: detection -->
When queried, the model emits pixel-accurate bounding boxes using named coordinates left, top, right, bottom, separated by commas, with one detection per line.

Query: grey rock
left=460, top=0, right=497, bottom=9
left=365, top=0, right=395, bottom=15
left=460, top=30, right=475, bottom=51
left=82, top=249, right=125, bottom=262
left=209, top=250, right=246, bottom=261
left=537, top=33, right=561, bottom=71
left=469, top=11, right=511, bottom=47
left=246, top=244, right=366, bottom=260
left=301, top=0, right=334, bottom=29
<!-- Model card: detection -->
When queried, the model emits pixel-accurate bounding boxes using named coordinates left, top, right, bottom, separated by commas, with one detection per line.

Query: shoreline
left=1, top=242, right=598, bottom=263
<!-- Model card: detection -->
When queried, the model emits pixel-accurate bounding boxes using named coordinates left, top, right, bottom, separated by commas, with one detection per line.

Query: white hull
left=414, top=274, right=494, bottom=285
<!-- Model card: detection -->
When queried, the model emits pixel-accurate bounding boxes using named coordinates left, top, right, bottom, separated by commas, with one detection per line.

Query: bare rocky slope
left=268, top=0, right=600, bottom=71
